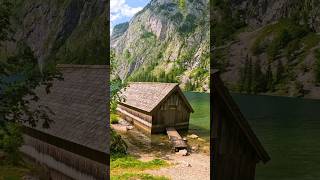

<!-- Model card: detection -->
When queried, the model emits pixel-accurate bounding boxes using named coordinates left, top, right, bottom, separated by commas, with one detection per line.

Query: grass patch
left=0, top=162, right=48, bottom=180
left=111, top=154, right=169, bottom=179
left=111, top=155, right=167, bottom=170
left=301, top=33, right=320, bottom=50
left=111, top=173, right=169, bottom=180
left=0, top=165, right=30, bottom=180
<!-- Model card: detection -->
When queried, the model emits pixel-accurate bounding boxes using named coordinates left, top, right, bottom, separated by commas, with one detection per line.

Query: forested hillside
left=212, top=0, right=320, bottom=98
left=111, top=0, right=210, bottom=92
left=0, top=0, right=107, bottom=65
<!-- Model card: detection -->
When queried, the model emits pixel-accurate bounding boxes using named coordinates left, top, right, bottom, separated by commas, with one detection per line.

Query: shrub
left=0, top=123, right=23, bottom=165
left=315, top=49, right=320, bottom=84
left=110, top=130, right=127, bottom=155
left=111, top=114, right=119, bottom=124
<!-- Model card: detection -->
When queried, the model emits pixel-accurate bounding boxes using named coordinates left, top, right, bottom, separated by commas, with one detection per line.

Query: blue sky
left=110, top=0, right=150, bottom=33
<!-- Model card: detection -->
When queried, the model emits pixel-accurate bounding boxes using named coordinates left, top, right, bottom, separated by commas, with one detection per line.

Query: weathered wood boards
left=117, top=82, right=194, bottom=134
left=22, top=65, right=109, bottom=179
left=166, top=127, right=187, bottom=151
left=211, top=69, right=270, bottom=180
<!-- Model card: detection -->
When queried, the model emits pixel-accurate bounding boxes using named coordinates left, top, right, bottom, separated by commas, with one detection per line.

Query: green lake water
left=233, top=94, right=320, bottom=180
left=184, top=92, right=210, bottom=140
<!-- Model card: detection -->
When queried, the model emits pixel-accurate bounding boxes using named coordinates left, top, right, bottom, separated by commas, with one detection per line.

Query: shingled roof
left=26, top=64, right=109, bottom=154
left=119, top=82, right=193, bottom=113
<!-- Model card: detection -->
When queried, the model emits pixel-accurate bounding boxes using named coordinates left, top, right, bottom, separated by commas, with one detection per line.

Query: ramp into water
left=166, top=127, right=187, bottom=151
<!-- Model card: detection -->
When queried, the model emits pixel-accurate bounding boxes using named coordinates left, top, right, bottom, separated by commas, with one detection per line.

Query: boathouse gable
left=117, top=82, right=193, bottom=134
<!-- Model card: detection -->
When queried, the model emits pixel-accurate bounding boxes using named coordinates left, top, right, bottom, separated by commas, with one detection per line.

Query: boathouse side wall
left=21, top=128, right=109, bottom=179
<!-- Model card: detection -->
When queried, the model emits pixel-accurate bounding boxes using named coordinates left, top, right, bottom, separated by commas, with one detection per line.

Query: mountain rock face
left=2, top=0, right=107, bottom=65
left=111, top=0, right=210, bottom=92
left=213, top=0, right=320, bottom=99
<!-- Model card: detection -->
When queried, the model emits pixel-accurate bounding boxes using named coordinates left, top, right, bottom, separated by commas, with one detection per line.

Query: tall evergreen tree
left=252, top=59, right=264, bottom=94
left=245, top=57, right=253, bottom=94
left=276, top=60, right=284, bottom=84
left=266, top=64, right=274, bottom=91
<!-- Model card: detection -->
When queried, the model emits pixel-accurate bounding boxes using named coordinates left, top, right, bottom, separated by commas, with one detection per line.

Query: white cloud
left=110, top=0, right=143, bottom=24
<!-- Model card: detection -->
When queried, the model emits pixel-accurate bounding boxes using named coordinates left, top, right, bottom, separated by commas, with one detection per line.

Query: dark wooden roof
left=119, top=82, right=194, bottom=113
left=212, top=69, right=270, bottom=163
left=26, top=64, right=109, bottom=154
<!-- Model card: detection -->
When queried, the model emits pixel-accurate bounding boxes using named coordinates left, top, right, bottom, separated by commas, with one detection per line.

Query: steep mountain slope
left=212, top=0, right=320, bottom=98
left=1, top=0, right=107, bottom=65
left=111, top=0, right=210, bottom=92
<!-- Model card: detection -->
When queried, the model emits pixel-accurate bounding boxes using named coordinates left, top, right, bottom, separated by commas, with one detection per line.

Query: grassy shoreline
left=110, top=154, right=169, bottom=180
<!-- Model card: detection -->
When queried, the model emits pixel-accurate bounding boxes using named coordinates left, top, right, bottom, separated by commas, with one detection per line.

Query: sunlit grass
left=110, top=154, right=169, bottom=180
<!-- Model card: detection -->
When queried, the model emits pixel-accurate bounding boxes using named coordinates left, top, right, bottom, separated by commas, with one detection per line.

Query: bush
left=0, top=123, right=23, bottom=165
left=111, top=114, right=119, bottom=124
left=315, top=49, right=320, bottom=84
left=110, top=130, right=127, bottom=155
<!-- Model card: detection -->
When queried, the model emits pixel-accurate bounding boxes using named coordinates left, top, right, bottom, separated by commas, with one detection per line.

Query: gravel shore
left=143, top=152, right=210, bottom=180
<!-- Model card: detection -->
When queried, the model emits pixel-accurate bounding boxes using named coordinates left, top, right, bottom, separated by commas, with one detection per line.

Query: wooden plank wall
left=153, top=92, right=190, bottom=132
left=212, top=74, right=259, bottom=180
left=21, top=135, right=108, bottom=180
left=118, top=104, right=152, bottom=123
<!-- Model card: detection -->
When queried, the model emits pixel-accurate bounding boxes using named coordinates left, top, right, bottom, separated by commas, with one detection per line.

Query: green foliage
left=110, top=50, right=127, bottom=113
left=141, top=31, right=156, bottom=39
left=110, top=114, right=119, bottom=124
left=111, top=154, right=169, bottom=180
left=111, top=155, right=167, bottom=170
left=0, top=123, right=23, bottom=165
left=0, top=0, right=12, bottom=43
left=211, top=1, right=246, bottom=47
left=238, top=56, right=277, bottom=94
left=178, top=0, right=186, bottom=10
left=178, top=14, right=197, bottom=35
left=276, top=60, right=285, bottom=84
left=110, top=130, right=127, bottom=155
left=112, top=22, right=129, bottom=37
left=1, top=42, right=62, bottom=127
left=315, top=49, right=320, bottom=84
left=251, top=19, right=311, bottom=60
left=169, top=12, right=183, bottom=23
left=124, top=49, right=131, bottom=59
left=54, top=10, right=108, bottom=65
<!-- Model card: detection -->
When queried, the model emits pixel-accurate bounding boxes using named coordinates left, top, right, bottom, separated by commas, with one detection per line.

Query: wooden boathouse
left=21, top=64, right=109, bottom=180
left=117, top=82, right=194, bottom=134
left=211, top=70, right=270, bottom=180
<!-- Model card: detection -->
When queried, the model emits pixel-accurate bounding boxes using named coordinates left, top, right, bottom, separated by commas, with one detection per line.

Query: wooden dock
left=166, top=127, right=187, bottom=151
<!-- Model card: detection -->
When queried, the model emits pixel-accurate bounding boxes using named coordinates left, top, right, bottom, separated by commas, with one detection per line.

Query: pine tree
left=276, top=60, right=284, bottom=84
left=245, top=57, right=253, bottom=94
left=239, top=55, right=249, bottom=93
left=266, top=64, right=274, bottom=91
left=253, top=59, right=263, bottom=94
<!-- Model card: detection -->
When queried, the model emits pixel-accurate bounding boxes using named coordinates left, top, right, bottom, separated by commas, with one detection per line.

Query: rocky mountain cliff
left=111, top=0, right=210, bottom=92
left=213, top=0, right=320, bottom=99
left=1, top=0, right=107, bottom=66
